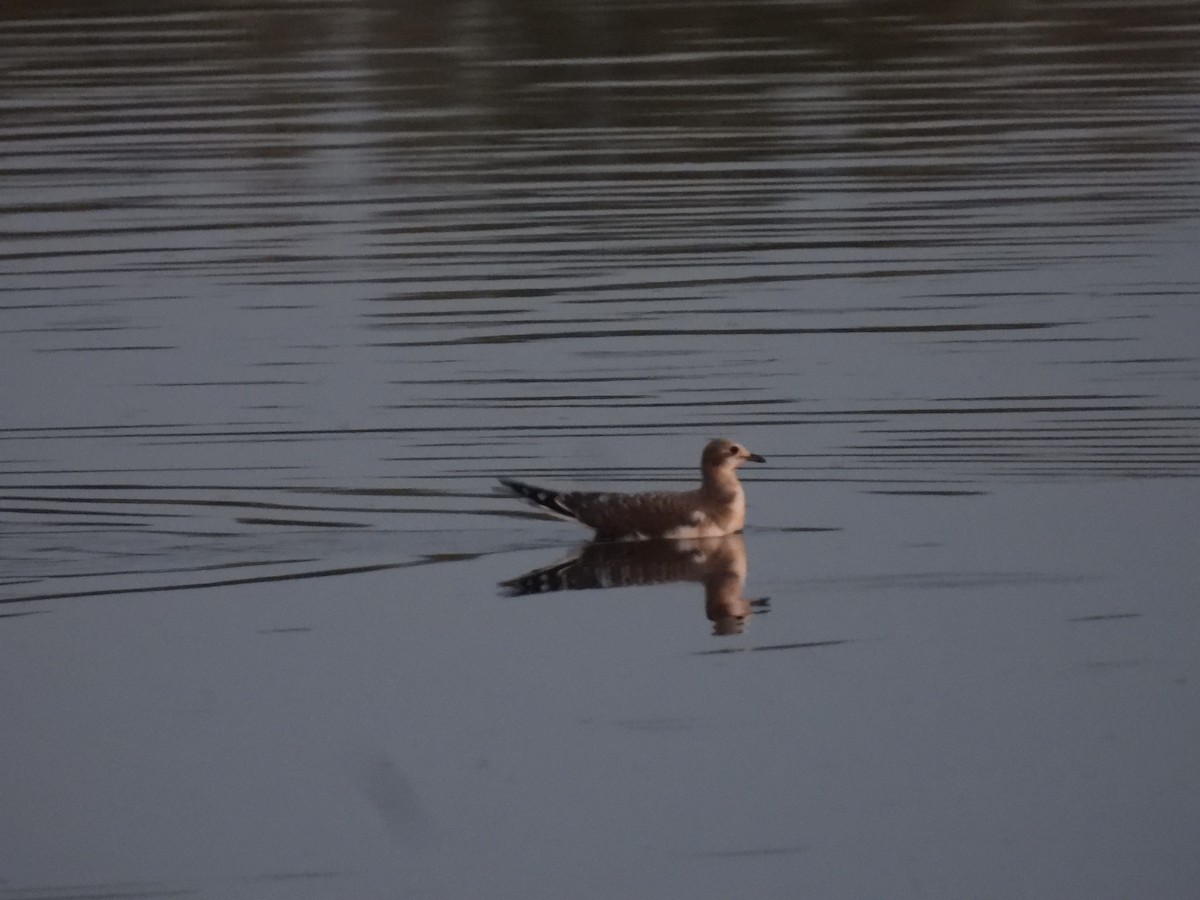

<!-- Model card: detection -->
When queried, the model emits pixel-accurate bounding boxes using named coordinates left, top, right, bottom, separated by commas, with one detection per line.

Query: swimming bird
left=499, top=438, right=765, bottom=541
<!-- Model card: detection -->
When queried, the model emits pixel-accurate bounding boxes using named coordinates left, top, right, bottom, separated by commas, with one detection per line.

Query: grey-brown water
left=2, top=1, right=1199, bottom=897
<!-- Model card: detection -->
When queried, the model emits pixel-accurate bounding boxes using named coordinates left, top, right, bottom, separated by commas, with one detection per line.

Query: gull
left=499, top=438, right=765, bottom=541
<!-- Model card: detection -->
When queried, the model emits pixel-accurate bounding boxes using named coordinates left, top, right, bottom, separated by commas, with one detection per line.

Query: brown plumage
left=500, top=438, right=765, bottom=541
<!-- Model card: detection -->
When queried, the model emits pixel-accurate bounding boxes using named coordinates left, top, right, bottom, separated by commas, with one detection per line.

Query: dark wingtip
left=499, top=478, right=532, bottom=496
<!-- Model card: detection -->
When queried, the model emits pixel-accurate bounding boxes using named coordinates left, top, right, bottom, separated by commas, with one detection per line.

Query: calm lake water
left=2, top=1, right=1199, bottom=897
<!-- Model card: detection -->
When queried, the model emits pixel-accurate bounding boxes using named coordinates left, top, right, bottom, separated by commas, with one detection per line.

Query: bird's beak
left=746, top=452, right=766, bottom=463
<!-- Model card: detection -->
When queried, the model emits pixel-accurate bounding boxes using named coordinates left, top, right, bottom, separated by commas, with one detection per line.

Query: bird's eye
left=729, top=445, right=740, bottom=455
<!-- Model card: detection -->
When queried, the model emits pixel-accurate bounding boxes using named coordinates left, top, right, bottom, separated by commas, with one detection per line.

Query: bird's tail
left=498, top=478, right=579, bottom=521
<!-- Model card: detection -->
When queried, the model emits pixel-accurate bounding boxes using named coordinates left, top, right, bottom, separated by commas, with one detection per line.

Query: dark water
left=2, top=2, right=1199, bottom=897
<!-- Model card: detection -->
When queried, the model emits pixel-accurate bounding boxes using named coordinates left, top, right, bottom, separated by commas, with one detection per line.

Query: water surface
left=2, top=1, right=1199, bottom=897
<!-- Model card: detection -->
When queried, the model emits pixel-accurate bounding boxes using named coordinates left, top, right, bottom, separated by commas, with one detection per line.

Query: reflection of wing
left=500, top=538, right=707, bottom=595
left=500, top=534, right=767, bottom=635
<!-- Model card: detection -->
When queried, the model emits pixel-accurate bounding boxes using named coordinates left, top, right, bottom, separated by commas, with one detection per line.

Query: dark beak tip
left=749, top=453, right=766, bottom=463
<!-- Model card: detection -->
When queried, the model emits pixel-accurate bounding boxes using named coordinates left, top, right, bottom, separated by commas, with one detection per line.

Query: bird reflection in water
left=500, top=533, right=768, bottom=636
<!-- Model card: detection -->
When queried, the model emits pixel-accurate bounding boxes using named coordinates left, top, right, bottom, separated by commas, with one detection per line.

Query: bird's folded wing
left=563, top=489, right=703, bottom=538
